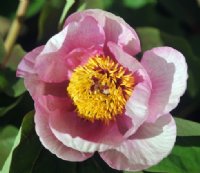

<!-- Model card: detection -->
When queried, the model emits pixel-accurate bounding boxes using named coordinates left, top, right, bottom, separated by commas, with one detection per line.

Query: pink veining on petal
left=65, top=9, right=141, bottom=56
left=36, top=95, right=124, bottom=153
left=100, top=114, right=176, bottom=171
left=141, top=47, right=188, bottom=122
left=16, top=45, right=44, bottom=77
left=34, top=98, right=93, bottom=161
left=108, top=42, right=152, bottom=137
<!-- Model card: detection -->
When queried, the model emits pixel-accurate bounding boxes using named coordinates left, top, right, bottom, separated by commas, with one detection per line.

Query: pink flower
left=17, top=9, right=188, bottom=171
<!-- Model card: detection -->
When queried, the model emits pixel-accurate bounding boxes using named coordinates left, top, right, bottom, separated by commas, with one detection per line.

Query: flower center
left=67, top=55, right=134, bottom=124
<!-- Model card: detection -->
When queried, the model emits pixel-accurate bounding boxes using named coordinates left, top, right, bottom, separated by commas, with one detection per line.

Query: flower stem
left=2, top=0, right=29, bottom=67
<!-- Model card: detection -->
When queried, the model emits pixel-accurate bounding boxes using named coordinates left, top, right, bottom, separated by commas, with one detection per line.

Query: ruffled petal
left=123, top=79, right=151, bottom=137
left=41, top=15, right=105, bottom=55
left=36, top=96, right=124, bottom=153
left=35, top=16, right=105, bottom=83
left=65, top=9, right=141, bottom=56
left=16, top=46, right=44, bottom=77
left=34, top=99, right=93, bottom=161
left=108, top=42, right=151, bottom=137
left=100, top=114, right=176, bottom=171
left=141, top=47, right=188, bottom=122
left=23, top=75, right=68, bottom=100
left=107, top=42, right=146, bottom=74
left=65, top=48, right=101, bottom=78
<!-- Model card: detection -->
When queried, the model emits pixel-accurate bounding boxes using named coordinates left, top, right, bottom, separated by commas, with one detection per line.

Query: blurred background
left=0, top=0, right=200, bottom=173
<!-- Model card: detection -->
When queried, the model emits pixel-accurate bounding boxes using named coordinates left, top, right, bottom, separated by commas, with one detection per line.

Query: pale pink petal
left=100, top=114, right=176, bottom=171
left=35, top=16, right=105, bottom=83
left=141, top=47, right=188, bottom=122
left=36, top=51, right=68, bottom=83
left=49, top=111, right=125, bottom=153
left=65, top=9, right=141, bottom=56
left=50, top=112, right=113, bottom=153
left=107, top=42, right=146, bottom=74
left=34, top=100, right=93, bottom=161
left=16, top=46, right=44, bottom=77
left=123, top=79, right=151, bottom=137
left=37, top=95, right=74, bottom=113
left=65, top=48, right=102, bottom=78
left=34, top=47, right=101, bottom=83
left=36, top=96, right=124, bottom=153
left=41, top=15, right=105, bottom=55
left=108, top=42, right=152, bottom=137
left=116, top=115, right=133, bottom=137
left=23, top=75, right=68, bottom=100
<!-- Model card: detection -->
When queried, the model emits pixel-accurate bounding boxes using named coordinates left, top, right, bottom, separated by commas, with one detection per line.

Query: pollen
left=67, top=55, right=134, bottom=124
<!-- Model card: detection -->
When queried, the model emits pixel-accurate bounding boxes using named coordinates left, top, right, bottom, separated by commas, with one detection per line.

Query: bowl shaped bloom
left=17, top=9, right=187, bottom=171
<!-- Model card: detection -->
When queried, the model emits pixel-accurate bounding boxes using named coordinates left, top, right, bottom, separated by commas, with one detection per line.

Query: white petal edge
left=16, top=46, right=44, bottom=77
left=141, top=47, right=188, bottom=122
left=34, top=102, right=93, bottom=161
left=108, top=42, right=152, bottom=137
left=100, top=114, right=176, bottom=171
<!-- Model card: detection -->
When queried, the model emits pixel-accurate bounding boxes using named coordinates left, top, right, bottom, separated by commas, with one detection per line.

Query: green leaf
left=38, top=0, right=66, bottom=41
left=0, top=74, right=7, bottom=91
left=136, top=27, right=164, bottom=51
left=79, top=0, right=104, bottom=9
left=58, top=0, right=75, bottom=29
left=124, top=171, right=144, bottom=173
left=6, top=78, right=26, bottom=98
left=0, top=45, right=26, bottom=97
left=0, top=126, right=18, bottom=169
left=146, top=118, right=200, bottom=173
left=175, top=117, right=200, bottom=136
left=1, top=111, right=77, bottom=173
left=1, top=111, right=35, bottom=173
left=123, top=0, right=157, bottom=9
left=26, top=0, right=46, bottom=18
left=77, top=0, right=113, bottom=12
left=0, top=35, right=5, bottom=61
left=0, top=96, right=22, bottom=117
left=6, top=44, right=25, bottom=71
left=0, top=70, right=26, bottom=97
left=159, top=0, right=200, bottom=26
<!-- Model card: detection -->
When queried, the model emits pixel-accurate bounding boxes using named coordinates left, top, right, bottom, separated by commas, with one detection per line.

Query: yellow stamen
left=67, top=55, right=134, bottom=124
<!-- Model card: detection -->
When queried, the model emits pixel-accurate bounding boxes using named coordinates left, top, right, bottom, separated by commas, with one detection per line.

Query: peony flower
left=17, top=9, right=188, bottom=171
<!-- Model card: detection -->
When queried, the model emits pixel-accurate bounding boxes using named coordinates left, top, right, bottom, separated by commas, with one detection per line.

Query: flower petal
left=108, top=42, right=151, bottom=137
left=65, top=48, right=101, bottom=78
left=124, top=79, right=151, bottom=137
left=41, top=15, right=105, bottom=55
left=107, top=42, right=145, bottom=73
left=34, top=99, right=93, bottom=161
left=22, top=75, right=68, bottom=100
left=65, top=9, right=141, bottom=56
left=35, top=16, right=105, bottom=83
left=16, top=46, right=44, bottom=77
left=100, top=114, right=176, bottom=171
left=36, top=96, right=124, bottom=153
left=141, top=47, right=188, bottom=122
